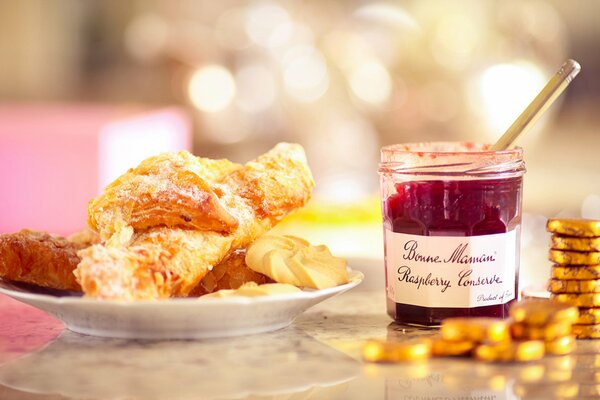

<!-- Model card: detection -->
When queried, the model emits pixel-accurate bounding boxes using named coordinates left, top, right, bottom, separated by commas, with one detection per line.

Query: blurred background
left=0, top=0, right=599, bottom=287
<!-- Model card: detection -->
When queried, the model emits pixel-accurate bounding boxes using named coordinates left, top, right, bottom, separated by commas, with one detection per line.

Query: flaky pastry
left=76, top=143, right=314, bottom=300
left=0, top=229, right=268, bottom=296
left=0, top=229, right=98, bottom=291
left=88, top=151, right=241, bottom=241
left=189, top=250, right=272, bottom=296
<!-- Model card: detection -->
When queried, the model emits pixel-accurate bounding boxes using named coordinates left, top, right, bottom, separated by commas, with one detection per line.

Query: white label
left=385, top=230, right=517, bottom=308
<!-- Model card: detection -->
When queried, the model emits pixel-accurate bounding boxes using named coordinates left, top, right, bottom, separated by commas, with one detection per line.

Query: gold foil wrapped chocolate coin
left=577, top=308, right=600, bottom=325
left=552, top=293, right=600, bottom=307
left=545, top=335, right=577, bottom=355
left=430, top=336, right=476, bottom=357
left=474, top=340, right=545, bottom=363
left=552, top=235, right=600, bottom=252
left=552, top=265, right=600, bottom=280
left=362, top=339, right=432, bottom=363
left=549, top=279, right=600, bottom=294
left=509, top=298, right=579, bottom=326
left=547, top=219, right=600, bottom=237
left=510, top=322, right=572, bottom=341
left=572, top=324, right=600, bottom=339
left=549, top=249, right=600, bottom=265
left=441, top=317, right=510, bottom=344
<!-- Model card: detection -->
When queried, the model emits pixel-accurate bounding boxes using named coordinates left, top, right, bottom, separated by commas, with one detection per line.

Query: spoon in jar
left=491, top=59, right=581, bottom=151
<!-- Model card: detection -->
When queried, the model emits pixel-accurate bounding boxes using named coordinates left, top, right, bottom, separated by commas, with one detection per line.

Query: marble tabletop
left=1, top=283, right=599, bottom=400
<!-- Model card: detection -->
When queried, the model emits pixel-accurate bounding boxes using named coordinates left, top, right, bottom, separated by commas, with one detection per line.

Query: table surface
left=0, top=286, right=598, bottom=400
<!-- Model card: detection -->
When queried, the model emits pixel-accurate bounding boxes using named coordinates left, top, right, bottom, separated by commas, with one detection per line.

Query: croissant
left=0, top=229, right=98, bottom=291
left=0, top=230, right=266, bottom=296
left=76, top=143, right=314, bottom=300
left=88, top=151, right=241, bottom=241
left=189, top=250, right=272, bottom=296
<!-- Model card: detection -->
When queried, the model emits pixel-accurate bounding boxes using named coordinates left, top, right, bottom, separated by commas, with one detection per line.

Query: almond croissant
left=75, top=143, right=314, bottom=300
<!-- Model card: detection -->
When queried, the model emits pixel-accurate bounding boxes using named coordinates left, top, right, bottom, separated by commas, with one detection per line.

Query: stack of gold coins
left=362, top=301, right=579, bottom=364
left=440, top=317, right=510, bottom=345
left=437, top=317, right=507, bottom=360
left=440, top=317, right=546, bottom=362
left=509, top=298, right=578, bottom=355
left=547, top=218, right=600, bottom=339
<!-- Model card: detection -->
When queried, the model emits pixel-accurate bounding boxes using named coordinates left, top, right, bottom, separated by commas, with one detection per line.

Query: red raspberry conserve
left=379, top=142, right=526, bottom=326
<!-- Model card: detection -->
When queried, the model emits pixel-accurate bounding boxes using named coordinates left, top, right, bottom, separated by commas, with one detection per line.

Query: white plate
left=0, top=270, right=363, bottom=339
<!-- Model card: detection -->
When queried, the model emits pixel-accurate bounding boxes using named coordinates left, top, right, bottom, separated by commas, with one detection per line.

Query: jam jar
left=379, top=142, right=526, bottom=326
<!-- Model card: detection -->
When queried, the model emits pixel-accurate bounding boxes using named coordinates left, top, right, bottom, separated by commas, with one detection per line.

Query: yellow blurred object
left=441, top=317, right=510, bottom=344
left=362, top=339, right=432, bottom=363
left=509, top=298, right=579, bottom=326
left=572, top=324, right=600, bottom=339
left=516, top=363, right=546, bottom=383
left=474, top=340, right=545, bottom=363
left=577, top=308, right=600, bottom=324
left=546, top=355, right=576, bottom=370
left=545, top=335, right=577, bottom=356
left=552, top=293, right=600, bottom=307
left=430, top=336, right=475, bottom=357
left=278, top=197, right=381, bottom=227
left=271, top=197, right=385, bottom=260
left=510, top=322, right=572, bottom=341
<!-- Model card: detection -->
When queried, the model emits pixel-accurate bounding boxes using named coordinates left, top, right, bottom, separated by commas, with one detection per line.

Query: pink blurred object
left=0, top=104, right=191, bottom=236
left=0, top=293, right=64, bottom=364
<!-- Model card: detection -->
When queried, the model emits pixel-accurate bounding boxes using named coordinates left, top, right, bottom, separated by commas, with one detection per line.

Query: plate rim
left=0, top=270, right=364, bottom=307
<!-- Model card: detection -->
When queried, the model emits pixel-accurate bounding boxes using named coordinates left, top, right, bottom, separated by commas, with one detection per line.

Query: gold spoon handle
left=491, top=59, right=581, bottom=151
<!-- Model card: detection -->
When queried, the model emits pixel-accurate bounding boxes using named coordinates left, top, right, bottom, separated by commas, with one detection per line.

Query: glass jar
left=379, top=142, right=526, bottom=326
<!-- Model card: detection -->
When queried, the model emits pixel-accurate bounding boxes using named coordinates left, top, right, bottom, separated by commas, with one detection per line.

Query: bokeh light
left=245, top=2, right=291, bottom=48
left=431, top=13, right=481, bottom=70
left=283, top=45, right=329, bottom=102
left=349, top=60, right=392, bottom=106
left=477, top=62, right=546, bottom=136
left=235, top=64, right=277, bottom=113
left=324, top=31, right=372, bottom=71
left=188, top=65, right=236, bottom=113
left=353, top=3, right=419, bottom=32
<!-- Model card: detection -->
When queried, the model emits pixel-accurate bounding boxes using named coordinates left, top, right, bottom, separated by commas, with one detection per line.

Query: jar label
left=385, top=230, right=517, bottom=308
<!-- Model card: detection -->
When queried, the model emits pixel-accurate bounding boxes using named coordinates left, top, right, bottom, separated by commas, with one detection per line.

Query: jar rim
left=381, top=142, right=523, bottom=157
left=379, top=141, right=525, bottom=178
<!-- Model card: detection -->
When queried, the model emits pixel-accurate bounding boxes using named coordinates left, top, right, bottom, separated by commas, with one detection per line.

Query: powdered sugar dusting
left=76, top=144, right=314, bottom=300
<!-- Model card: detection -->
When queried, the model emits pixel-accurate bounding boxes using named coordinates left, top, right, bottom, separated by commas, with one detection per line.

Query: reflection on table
left=2, top=286, right=600, bottom=399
